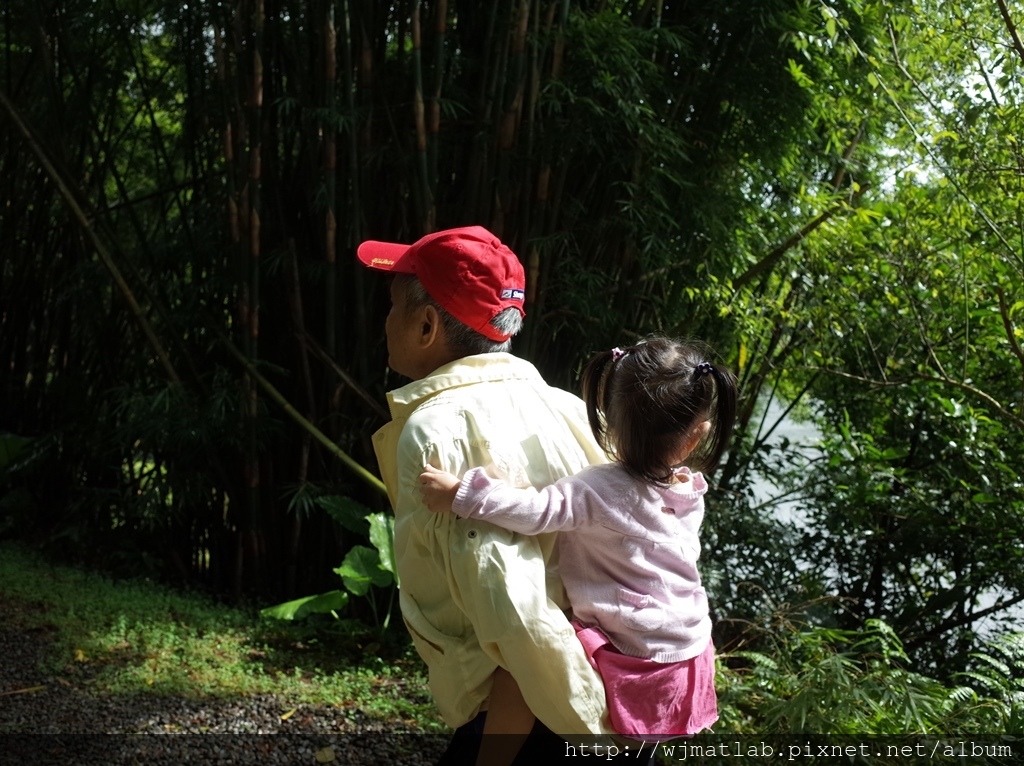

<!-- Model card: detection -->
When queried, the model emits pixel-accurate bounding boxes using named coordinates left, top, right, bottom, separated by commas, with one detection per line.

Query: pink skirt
left=573, top=622, right=718, bottom=739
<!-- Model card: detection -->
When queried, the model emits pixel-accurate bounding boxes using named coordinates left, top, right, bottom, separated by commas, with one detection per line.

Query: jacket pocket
left=616, top=587, right=668, bottom=632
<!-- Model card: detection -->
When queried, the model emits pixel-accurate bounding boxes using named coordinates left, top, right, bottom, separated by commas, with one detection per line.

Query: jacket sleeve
left=452, top=467, right=601, bottom=534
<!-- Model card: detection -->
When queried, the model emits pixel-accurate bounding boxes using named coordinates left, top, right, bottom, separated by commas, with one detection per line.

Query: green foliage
left=953, top=633, right=1024, bottom=735
left=717, top=613, right=1023, bottom=737
left=263, top=496, right=397, bottom=633
left=0, top=541, right=438, bottom=725
left=707, top=0, right=1024, bottom=677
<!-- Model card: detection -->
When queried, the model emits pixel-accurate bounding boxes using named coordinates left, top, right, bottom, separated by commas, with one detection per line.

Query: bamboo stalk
left=498, top=0, right=530, bottom=152
left=488, top=2, right=518, bottom=232
left=324, top=0, right=339, bottom=357
left=465, top=2, right=502, bottom=222
left=212, top=5, right=247, bottom=596
left=286, top=238, right=315, bottom=597
left=243, top=0, right=266, bottom=575
left=428, top=0, right=448, bottom=192
left=343, top=0, right=371, bottom=383
left=411, top=0, right=434, bottom=231
left=4, top=1, right=10, bottom=96
left=533, top=0, right=563, bottom=234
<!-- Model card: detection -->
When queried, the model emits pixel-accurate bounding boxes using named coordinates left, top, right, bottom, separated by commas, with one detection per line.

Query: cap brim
left=356, top=240, right=416, bottom=273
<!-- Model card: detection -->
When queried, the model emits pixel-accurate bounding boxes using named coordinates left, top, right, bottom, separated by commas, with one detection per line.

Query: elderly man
left=357, top=226, right=616, bottom=763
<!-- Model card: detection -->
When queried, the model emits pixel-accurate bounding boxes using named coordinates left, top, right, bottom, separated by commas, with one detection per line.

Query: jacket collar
left=386, top=353, right=542, bottom=418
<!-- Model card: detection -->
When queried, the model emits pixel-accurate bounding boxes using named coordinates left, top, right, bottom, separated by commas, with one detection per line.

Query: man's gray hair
left=395, top=274, right=523, bottom=356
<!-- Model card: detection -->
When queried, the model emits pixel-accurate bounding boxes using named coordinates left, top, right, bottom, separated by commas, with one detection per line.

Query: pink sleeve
left=450, top=467, right=596, bottom=534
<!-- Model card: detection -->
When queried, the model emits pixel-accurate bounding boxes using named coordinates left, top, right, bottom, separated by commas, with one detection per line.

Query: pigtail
left=692, top=361, right=738, bottom=473
left=580, top=349, right=618, bottom=457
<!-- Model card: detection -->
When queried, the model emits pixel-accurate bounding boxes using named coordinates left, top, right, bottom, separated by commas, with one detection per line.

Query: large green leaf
left=333, top=545, right=393, bottom=596
left=316, top=496, right=372, bottom=536
left=367, top=512, right=397, bottom=581
left=259, top=590, right=349, bottom=621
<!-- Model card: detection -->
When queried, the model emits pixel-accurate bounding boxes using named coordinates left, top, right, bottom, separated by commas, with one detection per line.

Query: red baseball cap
left=356, top=226, right=526, bottom=342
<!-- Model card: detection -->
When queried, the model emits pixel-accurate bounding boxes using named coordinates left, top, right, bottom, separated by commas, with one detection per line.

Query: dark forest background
left=2, top=0, right=1023, bottom=728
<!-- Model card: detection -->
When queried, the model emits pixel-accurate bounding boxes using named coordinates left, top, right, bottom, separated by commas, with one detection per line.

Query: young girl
left=419, top=336, right=738, bottom=748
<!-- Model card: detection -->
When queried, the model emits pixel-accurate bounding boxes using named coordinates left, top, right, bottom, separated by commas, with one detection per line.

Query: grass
left=0, top=541, right=444, bottom=731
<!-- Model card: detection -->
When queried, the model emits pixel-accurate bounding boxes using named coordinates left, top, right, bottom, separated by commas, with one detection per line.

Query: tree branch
left=733, top=185, right=870, bottom=290
left=906, top=590, right=1024, bottom=650
left=996, top=286, right=1024, bottom=370
left=802, top=366, right=1024, bottom=430
left=996, top=0, right=1024, bottom=66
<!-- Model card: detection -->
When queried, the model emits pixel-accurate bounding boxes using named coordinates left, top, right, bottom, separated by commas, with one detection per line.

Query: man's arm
left=445, top=517, right=611, bottom=736
left=396, top=404, right=611, bottom=736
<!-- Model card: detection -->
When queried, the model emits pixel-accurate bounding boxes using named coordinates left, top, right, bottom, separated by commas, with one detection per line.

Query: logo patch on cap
left=501, top=288, right=525, bottom=301
left=371, top=258, right=395, bottom=266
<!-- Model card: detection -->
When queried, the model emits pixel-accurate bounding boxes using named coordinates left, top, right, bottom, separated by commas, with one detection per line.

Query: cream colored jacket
left=372, top=353, right=611, bottom=734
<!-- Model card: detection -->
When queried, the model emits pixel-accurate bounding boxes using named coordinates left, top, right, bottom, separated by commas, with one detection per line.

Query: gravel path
left=0, top=624, right=449, bottom=765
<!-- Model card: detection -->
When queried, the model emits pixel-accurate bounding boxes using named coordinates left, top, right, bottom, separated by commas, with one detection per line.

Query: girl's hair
left=580, top=336, right=738, bottom=484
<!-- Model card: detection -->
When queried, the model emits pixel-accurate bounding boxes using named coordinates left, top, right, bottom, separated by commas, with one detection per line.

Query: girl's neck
left=669, top=465, right=692, bottom=484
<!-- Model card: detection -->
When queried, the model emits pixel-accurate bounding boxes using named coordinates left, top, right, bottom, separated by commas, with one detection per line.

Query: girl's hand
left=418, top=464, right=461, bottom=514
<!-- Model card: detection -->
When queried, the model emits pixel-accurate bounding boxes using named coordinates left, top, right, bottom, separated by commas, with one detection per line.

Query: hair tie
left=611, top=347, right=627, bottom=362
left=696, top=362, right=714, bottom=376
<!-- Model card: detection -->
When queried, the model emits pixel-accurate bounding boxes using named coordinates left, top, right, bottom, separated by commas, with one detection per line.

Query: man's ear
left=414, top=304, right=457, bottom=375
left=419, top=304, right=443, bottom=349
